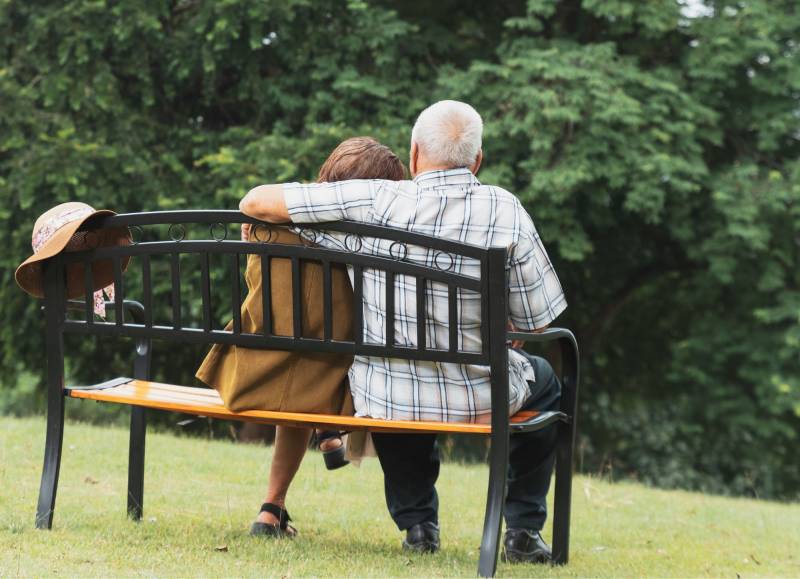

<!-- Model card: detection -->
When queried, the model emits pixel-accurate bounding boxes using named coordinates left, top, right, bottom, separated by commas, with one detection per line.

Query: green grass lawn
left=1, top=415, right=798, bottom=577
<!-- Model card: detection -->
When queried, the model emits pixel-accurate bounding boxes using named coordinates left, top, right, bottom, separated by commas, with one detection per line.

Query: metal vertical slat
left=260, top=254, right=272, bottom=336
left=479, top=255, right=490, bottom=358
left=352, top=265, right=363, bottom=345
left=416, top=275, right=426, bottom=350
left=170, top=253, right=181, bottom=329
left=231, top=253, right=241, bottom=335
left=291, top=257, right=302, bottom=338
left=200, top=253, right=211, bottom=333
left=83, top=257, right=93, bottom=325
left=385, top=270, right=395, bottom=346
left=448, top=284, right=458, bottom=352
left=141, top=254, right=152, bottom=328
left=113, top=257, right=124, bottom=327
left=322, top=260, right=333, bottom=341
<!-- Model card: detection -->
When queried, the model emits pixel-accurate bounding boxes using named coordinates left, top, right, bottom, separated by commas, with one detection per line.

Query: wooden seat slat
left=107, top=387, right=230, bottom=407
left=115, top=382, right=222, bottom=402
left=72, top=384, right=224, bottom=407
left=66, top=378, right=536, bottom=435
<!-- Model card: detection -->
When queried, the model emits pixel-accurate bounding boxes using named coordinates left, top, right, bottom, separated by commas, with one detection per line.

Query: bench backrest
left=43, top=210, right=510, bottom=370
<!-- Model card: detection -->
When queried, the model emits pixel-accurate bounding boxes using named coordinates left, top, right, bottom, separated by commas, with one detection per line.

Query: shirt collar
left=413, top=168, right=481, bottom=190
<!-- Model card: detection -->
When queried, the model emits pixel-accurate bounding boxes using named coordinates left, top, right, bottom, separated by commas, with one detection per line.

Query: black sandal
left=316, top=430, right=349, bottom=471
left=249, top=503, right=296, bottom=538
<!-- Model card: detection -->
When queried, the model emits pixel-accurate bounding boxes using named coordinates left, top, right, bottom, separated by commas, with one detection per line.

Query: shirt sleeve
left=507, top=212, right=567, bottom=330
left=283, top=179, right=386, bottom=224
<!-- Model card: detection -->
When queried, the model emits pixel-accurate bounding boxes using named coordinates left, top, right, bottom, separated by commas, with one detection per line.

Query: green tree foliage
left=1, top=0, right=798, bottom=498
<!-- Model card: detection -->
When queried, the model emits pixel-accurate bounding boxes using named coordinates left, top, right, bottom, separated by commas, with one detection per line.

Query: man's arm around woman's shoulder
left=239, top=184, right=290, bottom=223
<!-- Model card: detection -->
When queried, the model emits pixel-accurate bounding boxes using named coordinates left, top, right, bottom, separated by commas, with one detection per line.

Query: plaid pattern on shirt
left=283, top=168, right=567, bottom=423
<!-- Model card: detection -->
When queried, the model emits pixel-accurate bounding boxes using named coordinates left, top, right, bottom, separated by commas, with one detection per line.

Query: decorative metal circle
left=129, top=225, right=144, bottom=245
left=251, top=223, right=273, bottom=243
left=168, top=223, right=186, bottom=242
left=210, top=222, right=227, bottom=242
left=298, top=227, right=319, bottom=246
left=345, top=233, right=363, bottom=253
left=434, top=251, right=454, bottom=272
left=389, top=241, right=408, bottom=261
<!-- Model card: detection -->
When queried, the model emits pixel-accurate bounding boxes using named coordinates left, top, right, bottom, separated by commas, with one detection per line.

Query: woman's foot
left=250, top=503, right=297, bottom=538
left=316, top=430, right=349, bottom=470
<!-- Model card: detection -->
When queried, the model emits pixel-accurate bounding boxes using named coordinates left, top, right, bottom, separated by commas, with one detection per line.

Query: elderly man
left=240, top=100, right=567, bottom=564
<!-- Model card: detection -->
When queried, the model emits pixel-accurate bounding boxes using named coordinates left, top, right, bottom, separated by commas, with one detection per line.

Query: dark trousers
left=371, top=352, right=561, bottom=532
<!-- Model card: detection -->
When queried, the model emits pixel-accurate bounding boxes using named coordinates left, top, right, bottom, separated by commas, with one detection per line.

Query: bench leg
left=35, top=389, right=66, bottom=529
left=128, top=334, right=151, bottom=521
left=551, top=419, right=574, bottom=564
left=127, top=406, right=147, bottom=520
left=552, top=335, right=579, bottom=566
left=477, top=429, right=510, bottom=577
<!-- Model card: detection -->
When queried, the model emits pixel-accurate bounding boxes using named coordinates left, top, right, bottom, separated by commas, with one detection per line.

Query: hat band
left=32, top=206, right=94, bottom=254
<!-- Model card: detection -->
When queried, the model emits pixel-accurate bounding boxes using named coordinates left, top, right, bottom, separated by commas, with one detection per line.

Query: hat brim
left=15, top=209, right=131, bottom=299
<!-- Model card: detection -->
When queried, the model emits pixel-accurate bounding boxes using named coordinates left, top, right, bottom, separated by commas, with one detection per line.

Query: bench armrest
left=507, top=326, right=577, bottom=348
left=105, top=300, right=146, bottom=325
left=66, top=299, right=151, bottom=365
left=506, top=327, right=580, bottom=418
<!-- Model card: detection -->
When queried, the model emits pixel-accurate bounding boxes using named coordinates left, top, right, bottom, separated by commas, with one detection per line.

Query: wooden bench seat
left=66, top=377, right=567, bottom=435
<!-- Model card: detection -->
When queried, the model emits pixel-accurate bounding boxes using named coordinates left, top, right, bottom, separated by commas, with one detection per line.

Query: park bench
left=34, top=210, right=579, bottom=577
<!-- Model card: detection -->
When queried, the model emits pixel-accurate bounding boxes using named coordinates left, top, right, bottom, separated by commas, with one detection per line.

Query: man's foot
left=502, top=528, right=552, bottom=564
left=402, top=521, right=440, bottom=553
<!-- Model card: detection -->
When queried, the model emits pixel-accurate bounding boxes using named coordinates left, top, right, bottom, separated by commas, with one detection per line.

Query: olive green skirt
left=196, top=229, right=354, bottom=415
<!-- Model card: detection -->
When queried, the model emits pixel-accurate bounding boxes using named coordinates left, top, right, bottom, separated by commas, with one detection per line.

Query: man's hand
left=241, top=223, right=250, bottom=241
left=507, top=320, right=524, bottom=349
left=507, top=320, right=548, bottom=349
left=239, top=184, right=291, bottom=223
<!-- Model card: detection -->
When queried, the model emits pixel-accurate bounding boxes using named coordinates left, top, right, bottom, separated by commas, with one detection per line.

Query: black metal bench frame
left=34, top=210, right=579, bottom=577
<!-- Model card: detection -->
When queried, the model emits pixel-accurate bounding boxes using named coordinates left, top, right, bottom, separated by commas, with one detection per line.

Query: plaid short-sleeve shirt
left=283, top=168, right=567, bottom=423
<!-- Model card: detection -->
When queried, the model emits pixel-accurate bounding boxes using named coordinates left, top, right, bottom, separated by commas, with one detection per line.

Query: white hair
left=411, top=100, right=483, bottom=168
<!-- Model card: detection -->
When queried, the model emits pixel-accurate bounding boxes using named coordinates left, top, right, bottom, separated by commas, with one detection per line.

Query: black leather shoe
left=402, top=521, right=440, bottom=553
left=502, top=528, right=552, bottom=564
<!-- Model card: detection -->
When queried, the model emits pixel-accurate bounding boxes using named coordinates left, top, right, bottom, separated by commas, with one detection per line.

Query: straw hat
left=15, top=202, right=131, bottom=300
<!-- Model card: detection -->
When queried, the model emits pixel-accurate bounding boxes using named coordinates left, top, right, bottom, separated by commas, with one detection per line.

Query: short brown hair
left=317, top=137, right=406, bottom=183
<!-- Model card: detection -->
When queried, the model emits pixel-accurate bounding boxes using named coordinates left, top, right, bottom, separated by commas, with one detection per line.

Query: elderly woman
left=196, top=137, right=406, bottom=537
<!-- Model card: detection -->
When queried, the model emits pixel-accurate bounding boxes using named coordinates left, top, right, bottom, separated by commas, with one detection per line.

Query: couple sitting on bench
left=198, top=100, right=568, bottom=565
